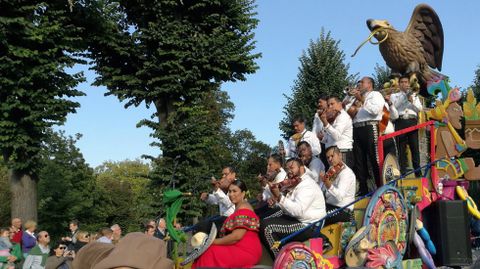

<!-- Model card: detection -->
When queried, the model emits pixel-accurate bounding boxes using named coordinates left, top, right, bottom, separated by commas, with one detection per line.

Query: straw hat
left=382, top=153, right=401, bottom=184
left=180, top=224, right=217, bottom=266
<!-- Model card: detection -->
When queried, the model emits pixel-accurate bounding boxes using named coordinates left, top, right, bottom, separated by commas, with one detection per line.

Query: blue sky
left=58, top=1, right=480, bottom=167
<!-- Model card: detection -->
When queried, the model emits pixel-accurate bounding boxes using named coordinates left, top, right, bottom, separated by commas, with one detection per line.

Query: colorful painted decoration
left=363, top=185, right=408, bottom=268
left=412, top=231, right=436, bottom=269
left=273, top=242, right=319, bottom=269
left=456, top=185, right=480, bottom=219
left=366, top=241, right=402, bottom=268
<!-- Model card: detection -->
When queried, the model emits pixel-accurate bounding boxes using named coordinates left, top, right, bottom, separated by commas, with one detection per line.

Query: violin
left=271, top=175, right=301, bottom=194
left=321, top=162, right=345, bottom=183
left=259, top=168, right=281, bottom=187
left=323, top=108, right=341, bottom=125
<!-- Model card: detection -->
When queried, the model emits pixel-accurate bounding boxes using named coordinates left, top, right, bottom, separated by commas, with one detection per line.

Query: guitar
left=379, top=106, right=390, bottom=134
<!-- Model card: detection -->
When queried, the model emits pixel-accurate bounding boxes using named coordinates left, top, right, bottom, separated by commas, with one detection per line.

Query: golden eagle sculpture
left=365, top=4, right=444, bottom=93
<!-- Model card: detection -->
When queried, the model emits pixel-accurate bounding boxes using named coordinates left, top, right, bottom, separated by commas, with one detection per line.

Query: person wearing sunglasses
left=45, top=243, right=73, bottom=269
left=23, top=231, right=50, bottom=269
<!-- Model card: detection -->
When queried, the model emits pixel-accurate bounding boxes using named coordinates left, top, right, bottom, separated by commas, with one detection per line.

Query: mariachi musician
left=390, top=75, right=423, bottom=177
left=320, top=96, right=354, bottom=168
left=320, top=146, right=356, bottom=226
left=285, top=116, right=321, bottom=159
left=259, top=158, right=326, bottom=259
left=348, top=76, right=385, bottom=196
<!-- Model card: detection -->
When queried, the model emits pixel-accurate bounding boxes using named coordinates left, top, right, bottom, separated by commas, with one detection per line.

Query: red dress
left=192, top=208, right=262, bottom=268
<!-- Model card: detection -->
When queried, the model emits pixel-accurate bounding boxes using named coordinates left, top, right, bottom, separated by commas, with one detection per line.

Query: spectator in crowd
left=89, top=233, right=99, bottom=243
left=72, top=231, right=90, bottom=253
left=144, top=225, right=155, bottom=237
left=0, top=227, right=21, bottom=268
left=61, top=220, right=79, bottom=250
left=154, top=218, right=167, bottom=240
left=45, top=242, right=73, bottom=269
left=145, top=220, right=155, bottom=229
left=10, top=218, right=22, bottom=245
left=22, top=220, right=37, bottom=257
left=23, top=231, right=50, bottom=269
left=0, top=227, right=15, bottom=269
left=110, top=224, right=122, bottom=244
left=96, top=228, right=113, bottom=244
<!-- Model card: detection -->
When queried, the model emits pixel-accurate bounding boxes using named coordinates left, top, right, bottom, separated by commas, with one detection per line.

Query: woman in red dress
left=193, top=180, right=262, bottom=268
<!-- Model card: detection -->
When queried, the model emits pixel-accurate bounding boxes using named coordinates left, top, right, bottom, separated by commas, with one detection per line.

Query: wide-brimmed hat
left=180, top=224, right=217, bottom=266
left=344, top=225, right=375, bottom=268
left=382, top=153, right=401, bottom=184
left=73, top=242, right=115, bottom=269
left=93, top=232, right=174, bottom=269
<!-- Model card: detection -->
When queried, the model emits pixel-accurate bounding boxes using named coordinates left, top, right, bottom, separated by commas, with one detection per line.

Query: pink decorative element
left=309, top=237, right=323, bottom=254
left=416, top=178, right=433, bottom=212
left=366, top=243, right=397, bottom=268
left=449, top=87, right=461, bottom=102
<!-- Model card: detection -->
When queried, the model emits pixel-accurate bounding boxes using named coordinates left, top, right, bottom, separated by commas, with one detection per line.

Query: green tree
left=88, top=0, right=261, bottom=220
left=280, top=30, right=355, bottom=138
left=471, top=65, right=480, bottom=100
left=372, top=64, right=391, bottom=90
left=224, top=129, right=271, bottom=195
left=0, top=1, right=90, bottom=221
left=94, top=160, right=155, bottom=232
left=37, top=130, right=97, bottom=238
left=0, top=162, right=9, bottom=226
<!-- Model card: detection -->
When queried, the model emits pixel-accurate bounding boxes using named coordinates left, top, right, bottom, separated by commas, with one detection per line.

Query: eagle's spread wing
left=405, top=4, right=444, bottom=71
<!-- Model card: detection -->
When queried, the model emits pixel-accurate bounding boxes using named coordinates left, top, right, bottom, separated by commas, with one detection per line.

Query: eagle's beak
left=367, top=19, right=374, bottom=31
left=367, top=19, right=380, bottom=31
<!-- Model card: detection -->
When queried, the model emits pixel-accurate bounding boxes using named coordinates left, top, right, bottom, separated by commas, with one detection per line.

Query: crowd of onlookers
left=0, top=218, right=173, bottom=269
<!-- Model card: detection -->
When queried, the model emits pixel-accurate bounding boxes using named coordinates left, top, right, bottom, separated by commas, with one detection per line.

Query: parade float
left=163, top=4, right=480, bottom=269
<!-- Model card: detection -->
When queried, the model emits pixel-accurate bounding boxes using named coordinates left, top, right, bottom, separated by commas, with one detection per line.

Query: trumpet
left=344, top=86, right=359, bottom=96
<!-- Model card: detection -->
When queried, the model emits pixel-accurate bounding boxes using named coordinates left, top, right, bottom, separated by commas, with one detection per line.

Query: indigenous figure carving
left=464, top=89, right=480, bottom=149
left=427, top=80, right=480, bottom=180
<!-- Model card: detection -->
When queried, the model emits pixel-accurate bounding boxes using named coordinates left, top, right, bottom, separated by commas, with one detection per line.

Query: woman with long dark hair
left=192, top=180, right=262, bottom=268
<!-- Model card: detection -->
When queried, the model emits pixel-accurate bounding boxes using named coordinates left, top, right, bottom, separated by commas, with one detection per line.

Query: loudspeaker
left=423, top=200, right=472, bottom=266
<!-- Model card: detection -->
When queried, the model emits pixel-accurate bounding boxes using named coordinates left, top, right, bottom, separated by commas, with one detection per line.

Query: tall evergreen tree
left=279, top=30, right=354, bottom=139
left=0, top=1, right=91, bottom=221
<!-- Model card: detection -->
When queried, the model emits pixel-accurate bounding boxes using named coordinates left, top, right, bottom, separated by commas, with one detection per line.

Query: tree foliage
left=280, top=30, right=355, bottom=139
left=36, top=130, right=157, bottom=236
left=87, top=0, right=262, bottom=221
left=471, top=65, right=480, bottom=100
left=0, top=1, right=86, bottom=172
left=38, top=130, right=97, bottom=237
left=0, top=163, right=9, bottom=226
left=372, top=64, right=391, bottom=90
left=94, top=160, right=156, bottom=232
left=0, top=0, right=108, bottom=221
left=88, top=0, right=260, bottom=125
